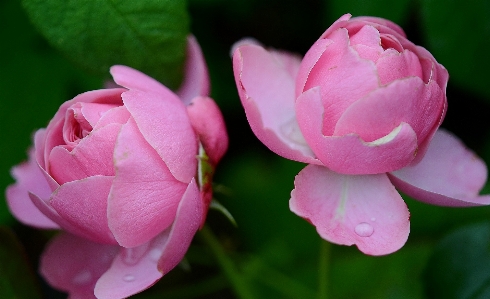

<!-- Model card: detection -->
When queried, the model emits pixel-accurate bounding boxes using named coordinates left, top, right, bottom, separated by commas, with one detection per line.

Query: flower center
left=63, top=104, right=93, bottom=146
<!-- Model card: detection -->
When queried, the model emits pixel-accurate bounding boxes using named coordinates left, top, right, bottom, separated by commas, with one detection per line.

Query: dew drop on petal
left=123, top=274, right=135, bottom=282
left=355, top=222, right=374, bottom=237
left=371, top=217, right=376, bottom=222
left=72, top=270, right=92, bottom=285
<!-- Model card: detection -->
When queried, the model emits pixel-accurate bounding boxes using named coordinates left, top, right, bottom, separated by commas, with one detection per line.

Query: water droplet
left=371, top=217, right=376, bottom=222
left=123, top=274, right=135, bottom=282
left=72, top=270, right=92, bottom=285
left=355, top=222, right=374, bottom=237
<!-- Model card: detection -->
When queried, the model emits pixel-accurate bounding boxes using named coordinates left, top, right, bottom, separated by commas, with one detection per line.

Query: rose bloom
left=6, top=36, right=228, bottom=298
left=232, top=14, right=490, bottom=255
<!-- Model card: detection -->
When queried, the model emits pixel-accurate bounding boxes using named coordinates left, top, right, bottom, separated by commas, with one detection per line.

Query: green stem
left=199, top=225, right=255, bottom=299
left=317, top=240, right=331, bottom=299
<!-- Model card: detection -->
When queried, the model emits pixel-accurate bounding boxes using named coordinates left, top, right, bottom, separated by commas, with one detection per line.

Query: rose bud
left=6, top=36, right=228, bottom=298
left=232, top=14, right=490, bottom=255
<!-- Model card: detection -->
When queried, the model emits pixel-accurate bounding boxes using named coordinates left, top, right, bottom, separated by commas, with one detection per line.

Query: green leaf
left=22, top=0, right=189, bottom=89
left=421, top=0, right=490, bottom=100
left=0, top=227, right=42, bottom=299
left=424, top=222, right=490, bottom=299
left=325, top=0, right=411, bottom=26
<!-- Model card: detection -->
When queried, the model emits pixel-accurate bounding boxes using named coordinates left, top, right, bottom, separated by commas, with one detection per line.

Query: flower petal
left=110, top=65, right=169, bottom=96
left=95, top=179, right=202, bottom=299
left=290, top=165, right=410, bottom=255
left=176, top=35, right=210, bottom=105
left=157, top=178, right=202, bottom=274
left=48, top=123, right=121, bottom=184
left=186, top=96, right=228, bottom=165
left=301, top=28, right=380, bottom=137
left=40, top=232, right=119, bottom=299
left=376, top=50, right=423, bottom=85
left=6, top=149, right=58, bottom=228
left=233, top=43, right=318, bottom=164
left=389, top=129, right=490, bottom=207
left=50, top=176, right=117, bottom=244
left=109, top=117, right=187, bottom=248
left=296, top=87, right=418, bottom=174
left=334, top=77, right=445, bottom=145
left=122, top=89, right=197, bottom=183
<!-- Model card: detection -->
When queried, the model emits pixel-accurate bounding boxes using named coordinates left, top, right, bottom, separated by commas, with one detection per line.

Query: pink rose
left=232, top=14, right=490, bottom=255
left=6, top=36, right=228, bottom=298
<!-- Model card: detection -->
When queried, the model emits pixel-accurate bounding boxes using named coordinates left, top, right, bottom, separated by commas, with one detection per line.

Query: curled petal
left=296, top=87, right=418, bottom=174
left=110, top=65, right=170, bottom=96
left=50, top=176, right=117, bottom=244
left=187, top=96, right=228, bottom=165
left=122, top=89, right=197, bottom=183
left=48, top=123, right=121, bottom=184
left=95, top=179, right=202, bottom=299
left=176, top=35, right=210, bottom=105
left=40, top=232, right=119, bottom=299
left=6, top=149, right=58, bottom=228
left=300, top=28, right=379, bottom=135
left=390, top=129, right=490, bottom=207
left=109, top=118, right=187, bottom=248
left=290, top=165, right=410, bottom=255
left=233, top=44, right=318, bottom=164
left=334, top=77, right=445, bottom=144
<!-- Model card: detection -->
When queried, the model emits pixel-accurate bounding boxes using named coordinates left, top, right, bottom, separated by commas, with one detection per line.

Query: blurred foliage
left=421, top=0, right=490, bottom=100
left=0, top=227, right=42, bottom=299
left=22, top=0, right=189, bottom=89
left=424, top=222, right=490, bottom=299
left=1, top=0, right=490, bottom=298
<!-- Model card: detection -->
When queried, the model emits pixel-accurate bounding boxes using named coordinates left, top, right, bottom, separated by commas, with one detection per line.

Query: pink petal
left=376, top=49, right=423, bottom=85
left=29, top=192, right=99, bottom=241
left=95, top=179, right=202, bottom=299
left=233, top=44, right=318, bottom=164
left=79, top=103, right=120, bottom=128
left=40, top=232, right=119, bottom=299
left=110, top=65, right=170, bottom=96
left=50, top=176, right=117, bottom=244
left=6, top=149, right=58, bottom=228
left=269, top=49, right=302, bottom=81
left=122, top=89, right=197, bottom=183
left=301, top=28, right=380, bottom=136
left=296, top=87, right=418, bottom=174
left=290, top=165, right=410, bottom=255
left=43, top=89, right=125, bottom=151
left=390, top=129, right=490, bottom=207
left=157, top=178, right=203, bottom=274
left=230, top=38, right=263, bottom=56
left=318, top=14, right=352, bottom=40
left=186, top=96, right=228, bottom=165
left=295, top=38, right=333, bottom=98
left=334, top=77, right=445, bottom=144
left=92, top=106, right=131, bottom=131
left=176, top=35, right=210, bottom=105
left=48, top=123, right=121, bottom=184
left=349, top=25, right=383, bottom=62
left=348, top=16, right=407, bottom=38
left=108, top=118, right=187, bottom=248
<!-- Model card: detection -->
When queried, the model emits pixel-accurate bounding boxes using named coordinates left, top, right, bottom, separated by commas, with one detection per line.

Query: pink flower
left=6, top=36, right=228, bottom=298
left=232, top=14, right=490, bottom=255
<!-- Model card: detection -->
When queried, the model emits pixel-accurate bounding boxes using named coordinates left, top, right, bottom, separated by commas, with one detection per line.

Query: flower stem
left=199, top=225, right=255, bottom=299
left=317, top=240, right=331, bottom=299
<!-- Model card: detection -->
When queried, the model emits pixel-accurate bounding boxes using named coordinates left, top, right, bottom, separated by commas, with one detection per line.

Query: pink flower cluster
left=6, top=36, right=228, bottom=298
left=232, top=14, right=490, bottom=255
